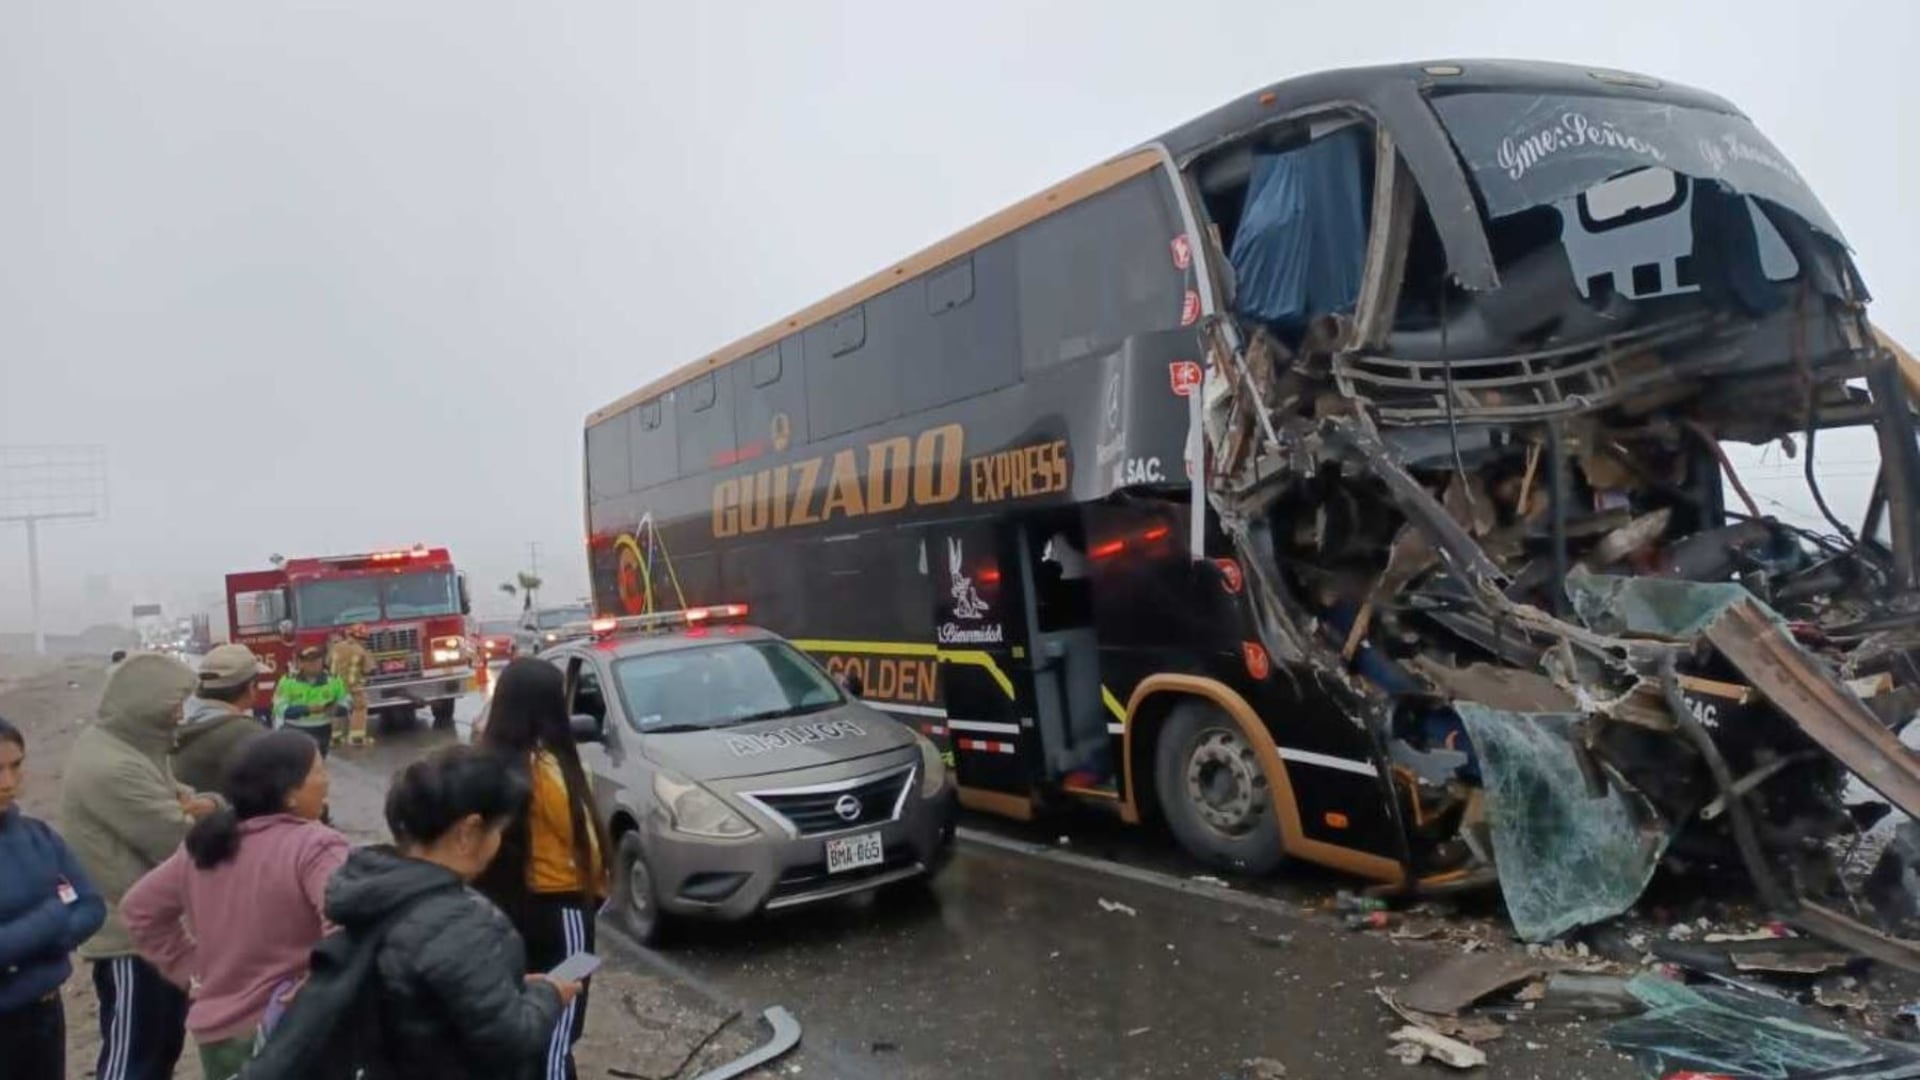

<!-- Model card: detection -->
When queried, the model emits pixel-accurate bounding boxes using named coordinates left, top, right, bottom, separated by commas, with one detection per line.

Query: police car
left=530, top=605, right=957, bottom=943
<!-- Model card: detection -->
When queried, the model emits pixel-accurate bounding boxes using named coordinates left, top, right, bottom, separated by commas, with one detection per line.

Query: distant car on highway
left=481, top=605, right=956, bottom=943
left=513, top=604, right=591, bottom=657
left=471, top=617, right=520, bottom=664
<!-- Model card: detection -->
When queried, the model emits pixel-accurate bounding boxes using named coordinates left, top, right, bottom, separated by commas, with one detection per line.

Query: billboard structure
left=0, top=446, right=107, bottom=655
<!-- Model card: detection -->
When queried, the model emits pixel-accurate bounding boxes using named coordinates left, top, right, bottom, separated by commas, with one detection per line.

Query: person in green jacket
left=272, top=646, right=348, bottom=758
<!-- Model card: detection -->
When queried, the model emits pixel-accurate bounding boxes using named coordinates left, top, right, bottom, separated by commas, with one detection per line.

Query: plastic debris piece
left=691, top=1006, right=801, bottom=1080
left=1399, top=953, right=1550, bottom=1016
left=1387, top=1026, right=1487, bottom=1069
left=1375, top=988, right=1506, bottom=1045
left=1242, top=1057, right=1288, bottom=1079
left=1096, top=898, right=1137, bottom=917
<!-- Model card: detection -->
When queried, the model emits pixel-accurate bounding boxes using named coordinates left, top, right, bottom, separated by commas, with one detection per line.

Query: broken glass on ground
left=1602, top=974, right=1920, bottom=1079
left=1455, top=703, right=1670, bottom=942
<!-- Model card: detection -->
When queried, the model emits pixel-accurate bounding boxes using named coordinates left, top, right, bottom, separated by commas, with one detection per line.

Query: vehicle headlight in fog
left=653, top=772, right=757, bottom=838
left=914, top=732, right=949, bottom=796
left=431, top=636, right=464, bottom=664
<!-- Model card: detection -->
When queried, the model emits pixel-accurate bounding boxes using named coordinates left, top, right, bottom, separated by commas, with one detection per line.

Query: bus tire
left=430, top=699, right=456, bottom=730
left=1154, top=699, right=1286, bottom=876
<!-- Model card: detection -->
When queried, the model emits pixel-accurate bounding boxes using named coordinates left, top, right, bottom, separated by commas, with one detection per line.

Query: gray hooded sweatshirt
left=59, top=653, right=201, bottom=959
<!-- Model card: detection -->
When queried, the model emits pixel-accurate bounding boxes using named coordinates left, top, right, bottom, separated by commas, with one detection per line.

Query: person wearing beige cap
left=172, top=645, right=270, bottom=796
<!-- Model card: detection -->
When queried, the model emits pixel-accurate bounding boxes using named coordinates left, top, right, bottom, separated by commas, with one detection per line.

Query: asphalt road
left=308, top=689, right=1642, bottom=1080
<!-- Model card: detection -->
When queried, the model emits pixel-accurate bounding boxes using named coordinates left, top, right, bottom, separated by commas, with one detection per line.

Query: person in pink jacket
left=122, top=729, right=346, bottom=1080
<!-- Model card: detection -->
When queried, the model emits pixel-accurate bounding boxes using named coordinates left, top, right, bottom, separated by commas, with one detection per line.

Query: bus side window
left=1015, top=172, right=1186, bottom=373
left=676, top=373, right=737, bottom=473
left=629, top=397, right=679, bottom=490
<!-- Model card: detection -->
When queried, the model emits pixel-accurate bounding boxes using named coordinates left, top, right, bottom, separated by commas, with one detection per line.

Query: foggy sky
left=3, top=1, right=1915, bottom=632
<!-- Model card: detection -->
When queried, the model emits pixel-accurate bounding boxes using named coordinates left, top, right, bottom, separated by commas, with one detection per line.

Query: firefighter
left=328, top=625, right=374, bottom=748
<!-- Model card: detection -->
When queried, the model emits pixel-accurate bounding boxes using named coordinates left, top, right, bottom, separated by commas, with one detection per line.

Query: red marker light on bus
left=1141, top=525, right=1170, bottom=542
left=1090, top=540, right=1125, bottom=559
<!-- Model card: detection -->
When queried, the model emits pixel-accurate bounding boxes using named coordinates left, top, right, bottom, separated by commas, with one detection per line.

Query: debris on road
left=1602, top=974, right=1920, bottom=1078
left=1399, top=953, right=1551, bottom=1016
left=1240, top=1057, right=1288, bottom=1079
left=1387, top=1025, right=1488, bottom=1069
left=690, top=1006, right=801, bottom=1080
left=1375, top=988, right=1507, bottom=1045
left=1097, top=898, right=1138, bottom=917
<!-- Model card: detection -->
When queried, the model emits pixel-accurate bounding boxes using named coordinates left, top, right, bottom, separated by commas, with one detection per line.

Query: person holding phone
left=0, top=716, right=108, bottom=1080
left=477, top=660, right=611, bottom=1080
left=324, top=745, right=577, bottom=1079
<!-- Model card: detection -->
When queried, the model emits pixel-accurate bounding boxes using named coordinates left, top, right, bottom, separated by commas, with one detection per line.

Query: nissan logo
left=834, top=793, right=862, bottom=822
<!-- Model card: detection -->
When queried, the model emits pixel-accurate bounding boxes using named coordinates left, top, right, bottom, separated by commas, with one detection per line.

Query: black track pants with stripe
left=519, top=893, right=596, bottom=1080
left=92, top=955, right=188, bottom=1080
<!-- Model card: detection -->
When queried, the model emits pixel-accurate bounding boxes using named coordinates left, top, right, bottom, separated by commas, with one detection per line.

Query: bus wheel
left=1154, top=700, right=1285, bottom=875
left=430, top=699, right=456, bottom=730
left=612, top=832, right=674, bottom=946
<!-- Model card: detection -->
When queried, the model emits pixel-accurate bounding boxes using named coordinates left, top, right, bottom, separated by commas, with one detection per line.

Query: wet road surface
left=316, top=695, right=1642, bottom=1080
left=613, top=839, right=1640, bottom=1079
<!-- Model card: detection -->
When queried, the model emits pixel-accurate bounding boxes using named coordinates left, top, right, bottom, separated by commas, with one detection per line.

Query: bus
left=582, top=59, right=1920, bottom=900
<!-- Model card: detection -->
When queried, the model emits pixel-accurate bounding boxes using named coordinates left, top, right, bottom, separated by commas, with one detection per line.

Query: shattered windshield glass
left=1429, top=91, right=1845, bottom=242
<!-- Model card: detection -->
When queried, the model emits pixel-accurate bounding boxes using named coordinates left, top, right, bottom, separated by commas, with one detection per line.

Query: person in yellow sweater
left=475, top=660, right=610, bottom=1080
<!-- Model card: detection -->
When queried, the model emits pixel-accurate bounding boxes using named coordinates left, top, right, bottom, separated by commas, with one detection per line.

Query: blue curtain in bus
left=1228, top=127, right=1369, bottom=330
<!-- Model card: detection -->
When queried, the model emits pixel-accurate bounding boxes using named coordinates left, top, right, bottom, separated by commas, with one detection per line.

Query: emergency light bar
left=554, top=604, right=752, bottom=645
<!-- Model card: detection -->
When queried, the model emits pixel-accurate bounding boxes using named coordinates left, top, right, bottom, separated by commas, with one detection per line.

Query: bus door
left=1011, top=512, right=1110, bottom=785
left=928, top=522, right=1033, bottom=799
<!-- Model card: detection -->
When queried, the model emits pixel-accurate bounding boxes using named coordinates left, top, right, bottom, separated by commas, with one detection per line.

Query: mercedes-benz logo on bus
left=834, top=793, right=862, bottom=822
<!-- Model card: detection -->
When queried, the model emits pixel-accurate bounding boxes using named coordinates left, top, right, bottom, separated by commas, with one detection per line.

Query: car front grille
left=745, top=765, right=915, bottom=837
left=365, top=627, right=421, bottom=679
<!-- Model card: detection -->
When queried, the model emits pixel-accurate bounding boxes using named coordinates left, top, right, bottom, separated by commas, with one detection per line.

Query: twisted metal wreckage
left=1186, top=75, right=1920, bottom=965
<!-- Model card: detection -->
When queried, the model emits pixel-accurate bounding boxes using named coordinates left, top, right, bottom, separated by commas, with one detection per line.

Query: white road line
left=957, top=827, right=1308, bottom=923
left=1277, top=747, right=1378, bottom=777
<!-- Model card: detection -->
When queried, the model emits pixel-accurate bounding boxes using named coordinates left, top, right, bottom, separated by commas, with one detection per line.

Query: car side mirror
left=570, top=713, right=604, bottom=743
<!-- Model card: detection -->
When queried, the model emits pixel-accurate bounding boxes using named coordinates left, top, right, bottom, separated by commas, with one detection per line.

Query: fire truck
left=225, top=546, right=475, bottom=729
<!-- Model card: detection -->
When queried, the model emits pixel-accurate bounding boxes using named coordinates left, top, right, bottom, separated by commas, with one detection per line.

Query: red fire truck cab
left=225, top=545, right=475, bottom=729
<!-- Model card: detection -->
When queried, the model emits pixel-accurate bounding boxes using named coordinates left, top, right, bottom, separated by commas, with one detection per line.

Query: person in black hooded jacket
left=323, top=746, right=577, bottom=1079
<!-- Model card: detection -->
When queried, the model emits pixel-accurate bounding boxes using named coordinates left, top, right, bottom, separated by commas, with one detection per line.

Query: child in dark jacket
left=0, top=715, right=109, bottom=1080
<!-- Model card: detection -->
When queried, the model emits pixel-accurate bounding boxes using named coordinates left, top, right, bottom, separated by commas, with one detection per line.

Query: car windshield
left=535, top=606, right=590, bottom=630
left=612, top=640, right=844, bottom=731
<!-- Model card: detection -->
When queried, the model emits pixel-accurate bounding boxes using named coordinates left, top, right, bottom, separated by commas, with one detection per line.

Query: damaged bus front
left=1180, top=61, right=1920, bottom=956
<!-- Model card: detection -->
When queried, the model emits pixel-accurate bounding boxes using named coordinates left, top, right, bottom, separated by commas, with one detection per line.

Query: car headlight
left=914, top=732, right=950, bottom=796
left=653, top=772, right=757, bottom=838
